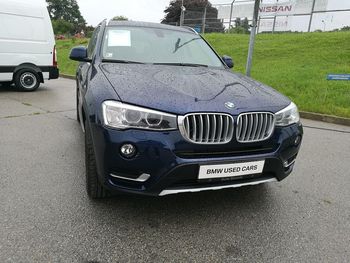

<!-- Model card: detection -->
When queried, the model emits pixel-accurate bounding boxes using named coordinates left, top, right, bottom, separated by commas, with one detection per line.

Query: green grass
left=205, top=32, right=350, bottom=118
left=56, top=38, right=89, bottom=77
left=57, top=32, right=350, bottom=118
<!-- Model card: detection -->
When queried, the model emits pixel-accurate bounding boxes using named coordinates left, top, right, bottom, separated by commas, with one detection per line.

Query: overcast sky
left=30, top=0, right=349, bottom=30
left=76, top=0, right=230, bottom=26
left=76, top=0, right=349, bottom=31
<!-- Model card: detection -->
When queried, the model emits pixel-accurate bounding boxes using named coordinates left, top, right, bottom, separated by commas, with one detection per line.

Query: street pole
left=307, top=0, right=316, bottom=32
left=228, top=0, right=235, bottom=30
left=245, top=0, right=260, bottom=77
left=180, top=0, right=185, bottom=26
left=272, top=0, right=278, bottom=33
left=202, top=4, right=208, bottom=34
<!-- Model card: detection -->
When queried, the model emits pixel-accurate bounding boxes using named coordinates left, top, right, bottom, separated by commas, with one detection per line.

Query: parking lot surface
left=0, top=79, right=349, bottom=262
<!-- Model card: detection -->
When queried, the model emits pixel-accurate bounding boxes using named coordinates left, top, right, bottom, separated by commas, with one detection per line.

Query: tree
left=112, top=16, right=128, bottom=21
left=46, top=0, right=86, bottom=32
left=228, top=17, right=250, bottom=34
left=162, top=0, right=224, bottom=33
left=52, top=19, right=74, bottom=35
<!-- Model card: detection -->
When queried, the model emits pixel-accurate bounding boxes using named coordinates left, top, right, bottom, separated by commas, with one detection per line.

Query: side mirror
left=222, top=55, right=234, bottom=68
left=69, top=46, right=89, bottom=62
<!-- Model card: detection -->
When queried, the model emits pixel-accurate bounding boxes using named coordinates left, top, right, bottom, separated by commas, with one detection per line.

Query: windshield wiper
left=174, top=37, right=201, bottom=53
left=102, top=59, right=145, bottom=64
left=153, top=62, right=208, bottom=68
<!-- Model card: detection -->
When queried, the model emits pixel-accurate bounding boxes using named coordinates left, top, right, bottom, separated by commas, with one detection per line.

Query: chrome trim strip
left=159, top=178, right=277, bottom=196
left=110, top=173, right=151, bottom=182
left=284, top=159, right=296, bottom=168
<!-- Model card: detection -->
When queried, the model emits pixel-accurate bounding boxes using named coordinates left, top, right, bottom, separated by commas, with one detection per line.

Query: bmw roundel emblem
left=225, top=102, right=235, bottom=109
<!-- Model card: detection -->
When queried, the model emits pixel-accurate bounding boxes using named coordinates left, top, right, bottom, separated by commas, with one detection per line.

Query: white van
left=0, top=0, right=59, bottom=91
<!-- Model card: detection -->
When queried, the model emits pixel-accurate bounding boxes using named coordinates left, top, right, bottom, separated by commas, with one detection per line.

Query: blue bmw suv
left=70, top=20, right=303, bottom=199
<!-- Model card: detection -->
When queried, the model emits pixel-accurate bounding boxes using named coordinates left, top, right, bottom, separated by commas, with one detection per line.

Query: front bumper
left=90, top=122, right=303, bottom=196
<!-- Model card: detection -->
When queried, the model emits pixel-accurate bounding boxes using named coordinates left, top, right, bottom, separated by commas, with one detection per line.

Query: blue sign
left=327, top=74, right=350, bottom=81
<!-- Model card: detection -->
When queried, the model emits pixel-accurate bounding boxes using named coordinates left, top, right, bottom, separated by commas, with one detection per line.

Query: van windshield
left=101, top=26, right=224, bottom=68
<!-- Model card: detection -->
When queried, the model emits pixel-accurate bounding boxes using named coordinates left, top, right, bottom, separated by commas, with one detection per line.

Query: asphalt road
left=0, top=79, right=349, bottom=263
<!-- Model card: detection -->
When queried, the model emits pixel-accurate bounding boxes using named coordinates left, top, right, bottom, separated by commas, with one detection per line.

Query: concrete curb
left=300, top=111, right=350, bottom=127
left=60, top=74, right=76, bottom=80
left=59, top=75, right=350, bottom=127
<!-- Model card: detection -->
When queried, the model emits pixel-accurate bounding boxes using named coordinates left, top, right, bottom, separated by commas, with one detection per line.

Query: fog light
left=294, top=135, right=301, bottom=145
left=120, top=144, right=136, bottom=158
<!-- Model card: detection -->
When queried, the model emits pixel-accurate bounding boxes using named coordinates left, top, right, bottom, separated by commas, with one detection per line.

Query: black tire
left=85, top=120, right=108, bottom=199
left=14, top=69, right=40, bottom=92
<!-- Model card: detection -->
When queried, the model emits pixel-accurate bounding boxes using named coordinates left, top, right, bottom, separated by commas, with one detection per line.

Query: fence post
left=272, top=16, right=276, bottom=33
left=246, top=0, right=260, bottom=77
left=202, top=4, right=208, bottom=34
left=180, top=0, right=185, bottom=26
left=308, top=0, right=316, bottom=32
left=228, top=0, right=236, bottom=30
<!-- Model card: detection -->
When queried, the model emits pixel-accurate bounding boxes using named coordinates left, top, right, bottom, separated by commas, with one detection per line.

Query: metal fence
left=213, top=0, right=350, bottom=33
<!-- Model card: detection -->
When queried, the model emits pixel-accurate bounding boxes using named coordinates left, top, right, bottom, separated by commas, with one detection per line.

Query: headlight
left=275, top=102, right=300, bottom=126
left=102, top=101, right=177, bottom=130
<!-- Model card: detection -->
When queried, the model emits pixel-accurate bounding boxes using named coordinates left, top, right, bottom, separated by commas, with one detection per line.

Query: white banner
left=259, top=2, right=294, bottom=16
left=259, top=16, right=293, bottom=32
left=216, top=0, right=329, bottom=19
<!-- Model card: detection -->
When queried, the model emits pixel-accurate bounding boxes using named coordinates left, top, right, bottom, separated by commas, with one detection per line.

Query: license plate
left=198, top=160, right=265, bottom=180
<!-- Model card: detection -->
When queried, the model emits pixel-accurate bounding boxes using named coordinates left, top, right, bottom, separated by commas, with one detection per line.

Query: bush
left=52, top=19, right=74, bottom=35
left=340, top=26, right=350, bottom=31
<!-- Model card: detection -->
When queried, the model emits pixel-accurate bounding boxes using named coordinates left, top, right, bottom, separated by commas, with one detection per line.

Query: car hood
left=100, top=63, right=291, bottom=115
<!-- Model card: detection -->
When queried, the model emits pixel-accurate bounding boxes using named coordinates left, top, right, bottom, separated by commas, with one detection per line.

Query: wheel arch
left=13, top=63, right=44, bottom=83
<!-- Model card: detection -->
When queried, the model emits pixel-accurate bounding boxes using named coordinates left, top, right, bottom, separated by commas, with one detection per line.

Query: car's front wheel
left=85, top=120, right=108, bottom=199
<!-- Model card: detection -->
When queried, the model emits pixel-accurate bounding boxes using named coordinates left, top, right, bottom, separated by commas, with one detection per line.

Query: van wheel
left=15, top=69, right=40, bottom=92
left=85, top=120, right=108, bottom=199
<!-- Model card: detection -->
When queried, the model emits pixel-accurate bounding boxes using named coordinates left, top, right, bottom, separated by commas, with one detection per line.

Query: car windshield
left=101, top=26, right=224, bottom=68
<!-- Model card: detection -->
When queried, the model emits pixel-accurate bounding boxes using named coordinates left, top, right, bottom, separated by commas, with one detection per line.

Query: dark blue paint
left=71, top=20, right=303, bottom=196
left=69, top=46, right=88, bottom=62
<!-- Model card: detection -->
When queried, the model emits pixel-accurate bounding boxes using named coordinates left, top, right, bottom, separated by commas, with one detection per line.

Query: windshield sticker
left=108, top=30, right=131, bottom=47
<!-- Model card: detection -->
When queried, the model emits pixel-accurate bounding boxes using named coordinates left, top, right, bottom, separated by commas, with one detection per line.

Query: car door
left=77, top=26, right=101, bottom=130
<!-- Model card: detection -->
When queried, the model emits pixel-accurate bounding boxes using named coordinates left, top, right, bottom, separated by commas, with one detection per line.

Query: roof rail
left=98, top=19, right=107, bottom=26
left=181, top=26, right=199, bottom=34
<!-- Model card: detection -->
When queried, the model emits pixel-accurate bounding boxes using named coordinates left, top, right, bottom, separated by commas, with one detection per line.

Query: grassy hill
left=57, top=32, right=350, bottom=118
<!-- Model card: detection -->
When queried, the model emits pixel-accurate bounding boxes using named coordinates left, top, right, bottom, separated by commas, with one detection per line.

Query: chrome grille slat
left=199, top=115, right=204, bottom=142
left=223, top=116, right=229, bottom=141
left=191, top=115, right=196, bottom=140
left=236, top=112, right=275, bottom=143
left=251, top=114, right=259, bottom=140
left=185, top=117, right=190, bottom=136
left=217, top=115, right=223, bottom=142
left=205, top=115, right=210, bottom=143
left=211, top=115, right=217, bottom=143
left=179, top=113, right=234, bottom=144
left=256, top=113, right=264, bottom=140
left=261, top=114, right=268, bottom=139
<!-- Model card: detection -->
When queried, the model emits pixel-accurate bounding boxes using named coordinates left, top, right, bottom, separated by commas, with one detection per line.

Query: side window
left=87, top=26, right=101, bottom=58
